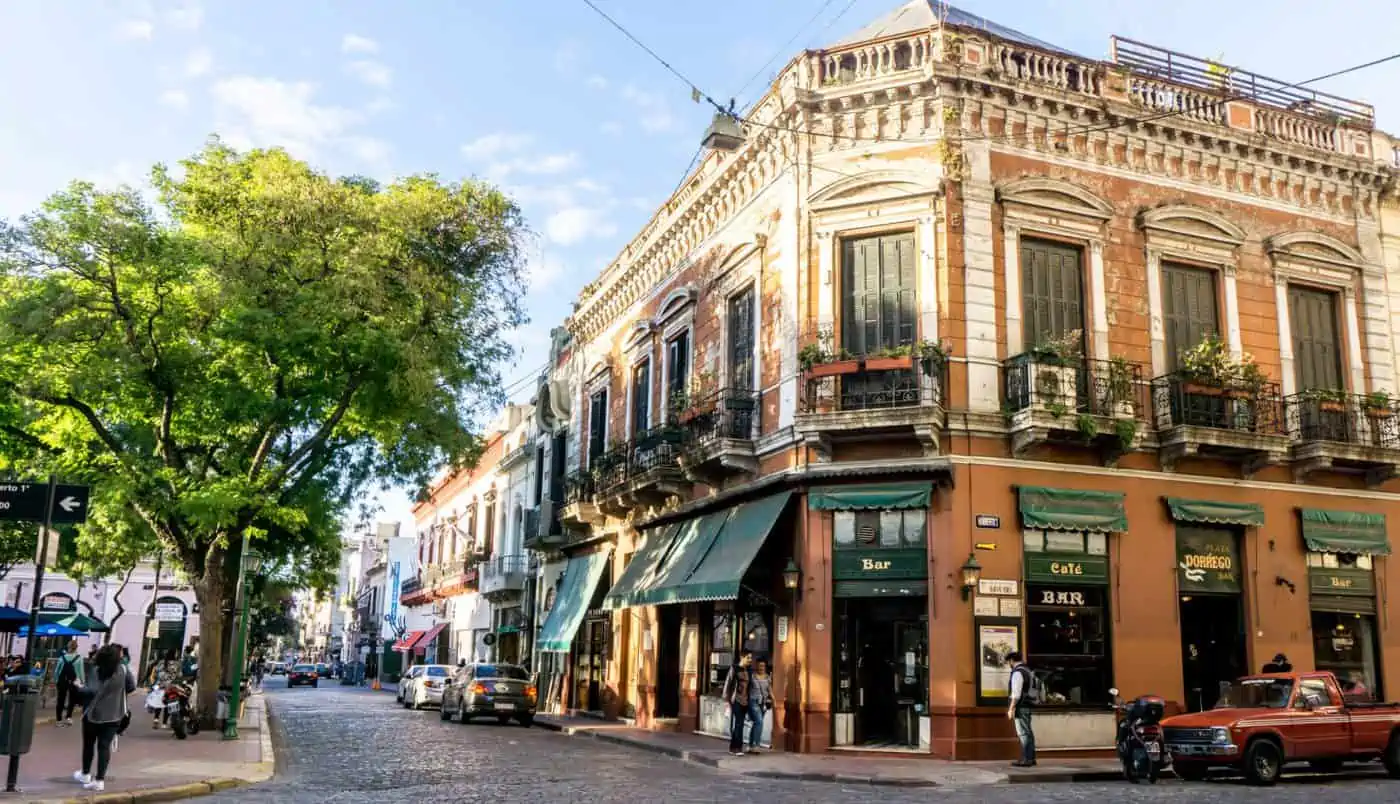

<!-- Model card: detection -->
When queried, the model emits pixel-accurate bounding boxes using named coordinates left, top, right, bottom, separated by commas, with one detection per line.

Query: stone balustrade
left=819, top=32, right=934, bottom=86
left=1253, top=108, right=1340, bottom=153
left=991, top=43, right=1103, bottom=97
left=1125, top=77, right=1225, bottom=125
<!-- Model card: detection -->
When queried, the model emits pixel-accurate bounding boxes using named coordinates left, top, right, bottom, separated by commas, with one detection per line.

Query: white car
left=402, top=665, right=453, bottom=710
left=395, top=665, right=424, bottom=704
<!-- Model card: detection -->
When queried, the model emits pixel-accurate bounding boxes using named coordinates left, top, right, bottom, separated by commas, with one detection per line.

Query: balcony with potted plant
left=678, top=386, right=760, bottom=485
left=1002, top=331, right=1146, bottom=463
left=795, top=322, right=949, bottom=462
left=593, top=432, right=690, bottom=516
left=558, top=468, right=603, bottom=529
left=1150, top=337, right=1289, bottom=474
left=1286, top=388, right=1400, bottom=485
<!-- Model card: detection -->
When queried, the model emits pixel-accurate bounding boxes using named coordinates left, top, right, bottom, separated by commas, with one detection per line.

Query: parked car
left=1163, top=670, right=1400, bottom=785
left=269, top=662, right=287, bottom=676
left=395, top=665, right=424, bottom=704
left=440, top=663, right=536, bottom=726
left=403, top=664, right=453, bottom=710
left=287, top=664, right=319, bottom=687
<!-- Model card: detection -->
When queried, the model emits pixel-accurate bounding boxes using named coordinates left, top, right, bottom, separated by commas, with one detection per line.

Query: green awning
left=631, top=510, right=733, bottom=607
left=37, top=612, right=109, bottom=633
left=1300, top=508, right=1390, bottom=555
left=602, top=523, right=681, bottom=610
left=1166, top=497, right=1265, bottom=527
left=536, top=549, right=612, bottom=653
left=808, top=482, right=932, bottom=511
left=1017, top=486, right=1127, bottom=532
left=647, top=492, right=792, bottom=605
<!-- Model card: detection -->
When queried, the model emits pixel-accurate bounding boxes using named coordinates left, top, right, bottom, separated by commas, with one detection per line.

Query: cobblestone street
left=203, top=679, right=1400, bottom=803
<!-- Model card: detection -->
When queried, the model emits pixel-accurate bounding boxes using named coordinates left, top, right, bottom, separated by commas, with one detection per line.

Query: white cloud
left=460, top=132, right=531, bottom=161
left=586, top=75, right=608, bottom=90
left=211, top=76, right=362, bottom=160
left=159, top=89, right=190, bottom=109
left=341, top=34, right=379, bottom=54
left=524, top=248, right=566, bottom=290
left=345, top=136, right=392, bottom=166
left=184, top=47, right=213, bottom=78
left=621, top=85, right=675, bottom=133
left=345, top=60, right=393, bottom=88
left=116, top=19, right=154, bottom=41
left=546, top=206, right=616, bottom=246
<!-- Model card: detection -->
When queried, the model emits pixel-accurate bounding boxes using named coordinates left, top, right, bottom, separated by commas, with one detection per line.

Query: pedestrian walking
left=721, top=651, right=754, bottom=757
left=250, top=656, right=265, bottom=691
left=54, top=639, right=85, bottom=726
left=1006, top=651, right=1037, bottom=767
left=72, top=644, right=135, bottom=793
left=145, top=649, right=180, bottom=729
left=746, top=657, right=774, bottom=754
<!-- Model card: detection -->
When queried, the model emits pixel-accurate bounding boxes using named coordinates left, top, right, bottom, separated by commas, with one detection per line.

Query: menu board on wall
left=978, top=624, right=1020, bottom=698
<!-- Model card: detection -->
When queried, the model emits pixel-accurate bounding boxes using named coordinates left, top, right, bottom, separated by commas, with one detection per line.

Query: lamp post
left=222, top=546, right=263, bottom=741
left=959, top=553, right=983, bottom=601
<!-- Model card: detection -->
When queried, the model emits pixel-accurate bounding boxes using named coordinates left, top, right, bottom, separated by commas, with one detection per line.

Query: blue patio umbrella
left=19, top=623, right=83, bottom=638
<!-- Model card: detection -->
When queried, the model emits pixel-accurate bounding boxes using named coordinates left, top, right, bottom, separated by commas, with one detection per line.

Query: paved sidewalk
left=535, top=714, right=1122, bottom=787
left=10, top=691, right=274, bottom=803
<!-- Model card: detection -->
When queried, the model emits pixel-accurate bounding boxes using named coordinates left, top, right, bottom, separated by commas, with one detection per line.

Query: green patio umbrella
left=36, top=611, right=109, bottom=633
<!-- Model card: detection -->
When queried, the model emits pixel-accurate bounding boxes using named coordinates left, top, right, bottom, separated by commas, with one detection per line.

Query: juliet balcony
left=479, top=554, right=528, bottom=599
left=677, top=388, right=759, bottom=485
left=558, top=470, right=602, bottom=529
left=1151, top=372, right=1289, bottom=474
left=1286, top=391, right=1400, bottom=485
left=1003, top=354, right=1147, bottom=462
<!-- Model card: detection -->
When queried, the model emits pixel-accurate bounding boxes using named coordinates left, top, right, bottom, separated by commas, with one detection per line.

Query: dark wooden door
left=842, top=232, right=916, bottom=355
left=1289, top=286, right=1343, bottom=392
left=1161, top=264, right=1219, bottom=371
left=1021, top=239, right=1084, bottom=349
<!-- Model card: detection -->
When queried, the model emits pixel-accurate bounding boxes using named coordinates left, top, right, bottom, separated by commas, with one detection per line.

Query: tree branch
left=264, top=373, right=363, bottom=490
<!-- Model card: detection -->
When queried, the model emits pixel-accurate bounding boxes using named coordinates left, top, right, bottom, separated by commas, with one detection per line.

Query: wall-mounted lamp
left=960, top=553, right=982, bottom=602
left=782, top=558, right=801, bottom=598
left=1275, top=575, right=1296, bottom=594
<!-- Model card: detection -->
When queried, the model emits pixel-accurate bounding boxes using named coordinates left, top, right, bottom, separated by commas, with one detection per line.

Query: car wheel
left=1384, top=732, right=1400, bottom=778
left=1243, top=740, right=1282, bottom=787
left=517, top=714, right=533, bottom=727
left=1174, top=762, right=1209, bottom=782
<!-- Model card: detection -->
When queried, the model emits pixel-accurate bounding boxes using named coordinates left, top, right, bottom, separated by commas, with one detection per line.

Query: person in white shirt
left=1005, top=651, right=1036, bottom=767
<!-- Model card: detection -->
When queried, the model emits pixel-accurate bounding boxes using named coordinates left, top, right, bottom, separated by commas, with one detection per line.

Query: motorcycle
left=147, top=681, right=201, bottom=740
left=1109, top=687, right=1169, bottom=784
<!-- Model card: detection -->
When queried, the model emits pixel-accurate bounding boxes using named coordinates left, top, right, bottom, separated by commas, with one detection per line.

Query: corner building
left=526, top=2, right=1400, bottom=760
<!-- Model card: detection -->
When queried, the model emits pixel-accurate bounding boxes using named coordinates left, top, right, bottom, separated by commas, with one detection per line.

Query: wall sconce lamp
left=960, top=553, right=982, bottom=602
left=782, top=558, right=801, bottom=599
left=1275, top=575, right=1296, bottom=594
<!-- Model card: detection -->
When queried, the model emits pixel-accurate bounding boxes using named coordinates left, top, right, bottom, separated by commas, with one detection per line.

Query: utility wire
left=732, top=0, right=842, bottom=104
left=579, top=0, right=723, bottom=110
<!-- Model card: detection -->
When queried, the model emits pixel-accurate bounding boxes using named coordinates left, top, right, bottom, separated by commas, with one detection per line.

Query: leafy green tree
left=0, top=142, right=526, bottom=714
left=0, top=524, right=36, bottom=582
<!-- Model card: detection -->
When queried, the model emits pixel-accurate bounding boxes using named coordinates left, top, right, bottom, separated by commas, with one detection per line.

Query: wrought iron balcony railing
left=1151, top=373, right=1285, bottom=435
left=1286, top=392, right=1400, bottom=449
left=563, top=470, right=595, bottom=505
left=480, top=554, right=528, bottom=595
left=1004, top=354, right=1145, bottom=419
left=680, top=388, right=758, bottom=444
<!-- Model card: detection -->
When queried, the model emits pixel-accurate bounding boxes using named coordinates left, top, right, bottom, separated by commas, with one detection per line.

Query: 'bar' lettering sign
left=833, top=548, right=928, bottom=581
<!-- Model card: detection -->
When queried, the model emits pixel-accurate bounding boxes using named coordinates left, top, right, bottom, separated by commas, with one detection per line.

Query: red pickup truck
left=1161, top=671, right=1400, bottom=785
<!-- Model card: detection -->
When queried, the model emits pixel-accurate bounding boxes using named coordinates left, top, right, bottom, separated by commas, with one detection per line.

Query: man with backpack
left=1005, top=651, right=1037, bottom=767
left=55, top=639, right=86, bottom=726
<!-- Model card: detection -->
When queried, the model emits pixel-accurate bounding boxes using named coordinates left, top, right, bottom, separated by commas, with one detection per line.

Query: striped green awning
left=602, top=524, right=680, bottom=610
left=808, top=482, right=931, bottom=511
left=649, top=492, right=792, bottom=605
left=630, top=511, right=732, bottom=607
left=1017, top=486, right=1127, bottom=533
left=1166, top=497, right=1265, bottom=527
left=1301, top=508, right=1390, bottom=556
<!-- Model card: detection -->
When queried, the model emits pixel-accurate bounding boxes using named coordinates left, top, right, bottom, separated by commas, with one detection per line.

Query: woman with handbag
left=746, top=657, right=775, bottom=754
left=72, top=644, right=135, bottom=793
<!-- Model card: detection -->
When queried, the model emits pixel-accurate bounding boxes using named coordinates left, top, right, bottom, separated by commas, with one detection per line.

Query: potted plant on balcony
left=1102, top=355, right=1137, bottom=419
left=1301, top=387, right=1349, bottom=413
left=799, top=330, right=859, bottom=378
left=1363, top=390, right=1394, bottom=419
left=916, top=338, right=951, bottom=377
left=865, top=344, right=915, bottom=372
left=1028, top=329, right=1082, bottom=411
left=1177, top=336, right=1235, bottom=397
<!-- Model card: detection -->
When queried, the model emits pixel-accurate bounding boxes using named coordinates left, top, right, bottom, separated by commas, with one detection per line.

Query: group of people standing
left=721, top=652, right=774, bottom=757
left=40, top=639, right=138, bottom=794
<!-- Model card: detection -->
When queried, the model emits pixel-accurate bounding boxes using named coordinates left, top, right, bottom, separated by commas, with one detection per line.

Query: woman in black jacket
left=72, top=645, right=135, bottom=793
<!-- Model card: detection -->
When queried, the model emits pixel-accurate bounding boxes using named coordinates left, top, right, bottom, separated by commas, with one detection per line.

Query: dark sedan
left=440, top=663, right=535, bottom=726
left=287, top=663, right=320, bottom=687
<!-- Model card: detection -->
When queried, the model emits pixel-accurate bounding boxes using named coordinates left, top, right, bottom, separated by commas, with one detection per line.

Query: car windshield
left=473, top=665, right=529, bottom=680
left=293, top=665, right=314, bottom=672
left=1220, top=678, right=1293, bottom=709
left=425, top=666, right=449, bottom=677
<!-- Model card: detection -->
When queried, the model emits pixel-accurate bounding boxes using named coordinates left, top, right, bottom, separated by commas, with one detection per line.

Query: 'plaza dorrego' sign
left=1176, top=527, right=1241, bottom=594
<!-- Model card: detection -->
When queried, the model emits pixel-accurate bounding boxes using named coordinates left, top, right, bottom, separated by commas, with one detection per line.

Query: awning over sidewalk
left=392, top=630, right=425, bottom=653
left=537, top=549, right=612, bottom=653
left=629, top=511, right=731, bottom=607
left=414, top=623, right=448, bottom=655
left=1165, top=497, right=1265, bottom=527
left=37, top=612, right=109, bottom=633
left=808, top=482, right=931, bottom=511
left=1017, top=486, right=1126, bottom=533
left=1300, top=508, right=1390, bottom=555
left=649, top=492, right=792, bottom=605
left=602, top=523, right=679, bottom=610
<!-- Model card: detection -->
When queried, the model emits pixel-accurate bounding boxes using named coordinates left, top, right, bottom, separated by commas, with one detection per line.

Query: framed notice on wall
left=975, top=617, right=1022, bottom=706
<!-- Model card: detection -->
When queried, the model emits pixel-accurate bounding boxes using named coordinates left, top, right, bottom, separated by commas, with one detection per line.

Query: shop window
left=834, top=509, right=926, bottom=549
left=1306, top=552, right=1373, bottom=570
left=704, top=606, right=736, bottom=695
left=1025, top=585, right=1112, bottom=706
left=742, top=611, right=770, bottom=661
left=1312, top=611, right=1382, bottom=702
left=1023, top=529, right=1107, bottom=555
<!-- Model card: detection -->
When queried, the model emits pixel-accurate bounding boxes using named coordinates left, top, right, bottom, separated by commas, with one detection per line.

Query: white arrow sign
left=58, top=496, right=82, bottom=513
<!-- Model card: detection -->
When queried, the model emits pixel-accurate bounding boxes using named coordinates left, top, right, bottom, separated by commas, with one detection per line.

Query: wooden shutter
left=1289, top=286, right=1343, bottom=391
left=1021, top=239, right=1084, bottom=348
left=667, top=332, right=689, bottom=399
left=842, top=232, right=917, bottom=354
left=631, top=361, right=650, bottom=433
left=1161, top=264, right=1219, bottom=372
left=588, top=389, right=608, bottom=464
left=728, top=287, right=755, bottom=390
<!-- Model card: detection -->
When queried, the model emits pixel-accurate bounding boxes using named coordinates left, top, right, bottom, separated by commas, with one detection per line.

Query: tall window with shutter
left=587, top=388, right=608, bottom=466
left=728, top=286, right=755, bottom=391
left=841, top=233, right=916, bottom=355
left=666, top=331, right=690, bottom=409
left=1021, top=239, right=1085, bottom=349
left=631, top=361, right=650, bottom=435
left=1289, top=286, right=1343, bottom=391
left=1161, top=264, right=1220, bottom=371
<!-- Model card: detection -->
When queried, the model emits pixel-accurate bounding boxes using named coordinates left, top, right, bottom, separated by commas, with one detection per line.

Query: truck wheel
left=1244, top=740, right=1282, bottom=786
left=1384, top=732, right=1400, bottom=778
left=1174, top=762, right=1208, bottom=782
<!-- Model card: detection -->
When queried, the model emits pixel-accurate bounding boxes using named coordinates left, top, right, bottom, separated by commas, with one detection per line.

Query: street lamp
left=782, top=558, right=802, bottom=598
left=960, top=553, right=982, bottom=602
left=223, top=546, right=263, bottom=741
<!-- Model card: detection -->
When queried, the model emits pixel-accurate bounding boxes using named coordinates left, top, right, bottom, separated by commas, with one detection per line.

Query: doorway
left=834, top=596, right=928, bottom=748
left=1178, top=594, right=1246, bottom=712
left=571, top=616, right=607, bottom=712
left=655, top=605, right=681, bottom=719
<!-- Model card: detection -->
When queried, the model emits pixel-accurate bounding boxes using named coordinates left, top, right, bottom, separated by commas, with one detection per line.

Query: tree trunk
left=104, top=566, right=137, bottom=646
left=193, top=550, right=228, bottom=723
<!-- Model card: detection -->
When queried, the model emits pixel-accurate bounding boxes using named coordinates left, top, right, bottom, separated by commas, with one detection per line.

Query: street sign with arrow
left=0, top=481, right=89, bottom=524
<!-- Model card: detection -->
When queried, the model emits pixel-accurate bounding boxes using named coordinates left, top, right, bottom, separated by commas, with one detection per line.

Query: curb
left=538, top=718, right=1119, bottom=788
left=50, top=696, right=277, bottom=804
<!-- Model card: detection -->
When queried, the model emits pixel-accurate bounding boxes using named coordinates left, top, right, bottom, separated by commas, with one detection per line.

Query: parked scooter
left=1109, top=687, right=1169, bottom=783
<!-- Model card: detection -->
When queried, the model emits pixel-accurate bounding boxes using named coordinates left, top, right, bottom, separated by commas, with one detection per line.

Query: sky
left=3, top=0, right=1398, bottom=529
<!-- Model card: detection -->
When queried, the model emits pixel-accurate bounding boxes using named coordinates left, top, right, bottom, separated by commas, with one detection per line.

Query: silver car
left=440, top=663, right=536, bottom=726
left=395, top=665, right=423, bottom=704
left=403, top=664, right=452, bottom=710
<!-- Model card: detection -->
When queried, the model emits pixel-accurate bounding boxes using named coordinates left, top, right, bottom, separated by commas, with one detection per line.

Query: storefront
left=1165, top=498, right=1258, bottom=712
left=535, top=548, right=612, bottom=714
left=814, top=482, right=931, bottom=750
left=1301, top=508, right=1388, bottom=701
